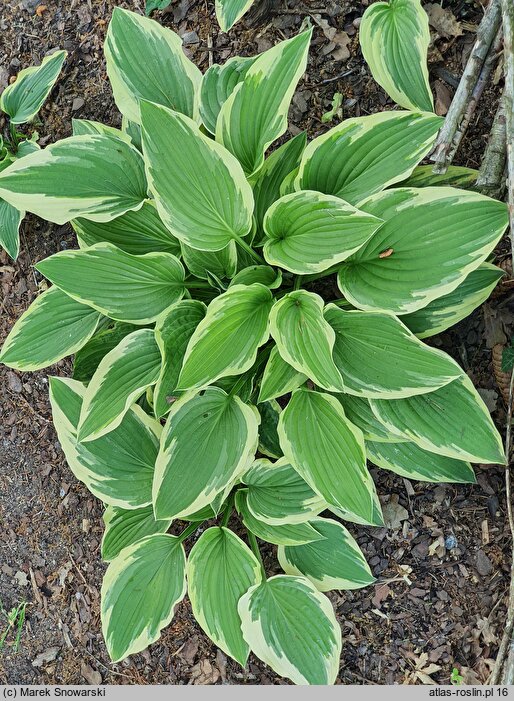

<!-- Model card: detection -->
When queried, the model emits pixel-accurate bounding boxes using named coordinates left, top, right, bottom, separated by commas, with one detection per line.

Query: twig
left=490, top=2, right=514, bottom=684
left=476, top=96, right=507, bottom=199
left=445, top=29, right=503, bottom=166
left=430, top=0, right=502, bottom=174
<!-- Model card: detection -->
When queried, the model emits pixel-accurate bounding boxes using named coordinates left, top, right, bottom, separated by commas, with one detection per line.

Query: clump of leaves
left=0, top=7, right=508, bottom=686
left=0, top=50, right=66, bottom=259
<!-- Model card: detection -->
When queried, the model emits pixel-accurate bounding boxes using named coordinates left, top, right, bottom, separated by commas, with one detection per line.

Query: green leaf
left=181, top=242, right=237, bottom=280
left=0, top=286, right=102, bottom=371
left=0, top=198, right=23, bottom=259
left=72, top=118, right=132, bottom=143
left=72, top=201, right=181, bottom=257
left=105, top=8, right=202, bottom=124
left=400, top=165, right=478, bottom=189
left=72, top=323, right=138, bottom=384
left=101, top=505, right=172, bottom=562
left=263, top=191, right=382, bottom=274
left=242, top=457, right=326, bottom=525
left=229, top=265, right=282, bottom=289
left=0, top=50, right=67, bottom=124
left=250, top=133, right=307, bottom=244
left=366, top=440, right=476, bottom=484
left=153, top=388, right=258, bottom=519
left=269, top=291, right=343, bottom=391
left=360, top=0, right=433, bottom=111
left=215, top=0, right=255, bottom=31
left=278, top=517, right=374, bottom=591
left=200, top=56, right=255, bottom=134
left=279, top=389, right=374, bottom=520
left=188, top=527, right=262, bottom=666
left=141, top=101, right=254, bottom=251
left=36, top=243, right=186, bottom=324
left=502, top=343, right=514, bottom=373
left=370, top=374, right=506, bottom=464
left=328, top=473, right=384, bottom=527
left=238, top=575, right=341, bottom=685
left=0, top=135, right=147, bottom=224
left=235, top=490, right=325, bottom=545
left=178, top=284, right=273, bottom=390
left=295, top=111, right=442, bottom=205
left=77, top=329, right=161, bottom=442
left=401, top=263, right=503, bottom=339
left=101, top=534, right=186, bottom=662
left=217, top=30, right=312, bottom=176
left=339, top=187, right=508, bottom=314
left=257, top=400, right=282, bottom=459
left=145, top=0, right=172, bottom=14
left=258, top=346, right=307, bottom=403
left=154, top=300, right=206, bottom=418
left=325, top=305, right=460, bottom=398
left=336, top=393, right=399, bottom=442
left=49, top=377, right=159, bottom=508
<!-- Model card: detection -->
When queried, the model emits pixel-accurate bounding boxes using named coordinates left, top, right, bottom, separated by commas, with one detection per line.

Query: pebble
left=445, top=534, right=458, bottom=550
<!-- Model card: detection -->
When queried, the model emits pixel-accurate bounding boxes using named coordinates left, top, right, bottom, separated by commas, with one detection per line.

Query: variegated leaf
left=72, top=118, right=132, bottom=143
left=154, top=300, right=206, bottom=418
left=278, top=517, right=374, bottom=591
left=258, top=346, right=306, bottom=404
left=360, top=0, right=433, bottom=111
left=0, top=135, right=147, bottom=224
left=200, top=55, right=255, bottom=133
left=0, top=198, right=23, bottom=259
left=217, top=30, right=312, bottom=176
left=370, top=374, right=506, bottom=464
left=325, top=305, right=460, bottom=398
left=263, top=191, right=382, bottom=274
left=178, top=284, right=273, bottom=390
left=77, top=329, right=162, bottom=442
left=279, top=389, right=374, bottom=521
left=188, top=527, right=262, bottom=666
left=72, top=201, right=181, bottom=257
left=242, top=457, right=326, bottom=525
left=49, top=377, right=159, bottom=508
left=336, top=393, right=399, bottom=443
left=400, top=165, right=478, bottom=189
left=366, top=440, right=476, bottom=484
left=402, top=263, right=503, bottom=338
left=269, top=291, right=343, bottom=391
left=238, top=575, right=341, bottom=685
left=339, top=187, right=508, bottom=314
left=0, top=286, right=102, bottom=371
left=0, top=50, right=67, bottom=124
left=73, top=323, right=138, bottom=384
left=36, top=243, right=186, bottom=324
left=234, top=490, right=325, bottom=546
left=257, top=400, right=282, bottom=459
left=101, top=535, right=186, bottom=662
left=215, top=0, right=255, bottom=31
left=295, top=111, right=441, bottom=205
left=153, top=388, right=258, bottom=519
left=141, top=101, right=254, bottom=251
left=105, top=8, right=202, bottom=123
left=101, top=505, right=172, bottom=562
left=180, top=242, right=237, bottom=280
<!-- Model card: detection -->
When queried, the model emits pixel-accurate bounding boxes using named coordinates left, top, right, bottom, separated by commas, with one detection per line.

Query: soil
left=0, top=0, right=512, bottom=687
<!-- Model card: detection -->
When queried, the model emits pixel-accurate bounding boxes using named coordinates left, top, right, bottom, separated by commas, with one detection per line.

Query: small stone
left=445, top=534, right=458, bottom=550
left=181, top=31, right=199, bottom=45
left=72, top=97, right=85, bottom=112
left=7, top=371, right=23, bottom=393
left=476, top=549, right=494, bottom=576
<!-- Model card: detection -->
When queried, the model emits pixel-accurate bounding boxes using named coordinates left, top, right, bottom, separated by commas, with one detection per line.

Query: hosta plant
left=0, top=49, right=66, bottom=259
left=0, top=7, right=508, bottom=686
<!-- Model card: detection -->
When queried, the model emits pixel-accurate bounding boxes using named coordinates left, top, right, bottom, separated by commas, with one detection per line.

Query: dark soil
left=0, top=0, right=512, bottom=686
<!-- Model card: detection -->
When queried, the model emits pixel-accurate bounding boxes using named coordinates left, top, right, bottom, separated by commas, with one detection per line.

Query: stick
left=490, top=1, right=514, bottom=684
left=430, top=0, right=502, bottom=174
left=445, top=28, right=503, bottom=167
left=476, top=96, right=507, bottom=199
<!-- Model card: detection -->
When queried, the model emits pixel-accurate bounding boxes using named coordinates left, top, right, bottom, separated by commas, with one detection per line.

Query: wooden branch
left=445, top=29, right=503, bottom=167
left=476, top=95, right=507, bottom=199
left=430, top=0, right=502, bottom=174
left=489, top=0, right=514, bottom=685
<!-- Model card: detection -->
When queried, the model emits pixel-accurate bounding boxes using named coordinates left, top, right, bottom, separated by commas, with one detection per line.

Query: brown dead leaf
left=476, top=617, right=498, bottom=645
left=382, top=495, right=408, bottom=530
left=331, top=32, right=351, bottom=61
left=372, top=583, right=391, bottom=608
left=80, top=663, right=102, bottom=685
left=434, top=80, right=452, bottom=116
left=425, top=3, right=463, bottom=38
left=190, top=659, right=220, bottom=685
left=483, top=304, right=514, bottom=348
left=35, top=4, right=48, bottom=16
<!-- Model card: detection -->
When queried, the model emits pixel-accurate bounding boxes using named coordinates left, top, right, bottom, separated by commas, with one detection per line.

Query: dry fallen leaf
left=425, top=3, right=463, bottom=38
left=382, top=495, right=409, bottom=530
left=35, top=4, right=48, bottom=16
left=434, top=80, right=453, bottom=116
